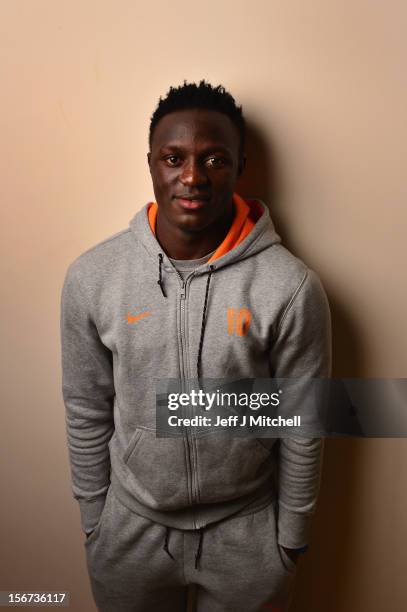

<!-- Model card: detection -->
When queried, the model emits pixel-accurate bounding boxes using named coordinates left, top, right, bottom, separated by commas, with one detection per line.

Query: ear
left=237, top=154, right=247, bottom=177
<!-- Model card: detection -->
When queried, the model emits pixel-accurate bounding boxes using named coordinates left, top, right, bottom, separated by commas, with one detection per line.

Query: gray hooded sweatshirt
left=60, top=196, right=332, bottom=554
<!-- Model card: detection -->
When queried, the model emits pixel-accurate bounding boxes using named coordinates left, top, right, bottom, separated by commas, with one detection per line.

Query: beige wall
left=1, top=1, right=406, bottom=610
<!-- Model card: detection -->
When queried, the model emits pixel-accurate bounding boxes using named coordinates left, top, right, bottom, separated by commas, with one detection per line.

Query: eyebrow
left=159, top=143, right=233, bottom=156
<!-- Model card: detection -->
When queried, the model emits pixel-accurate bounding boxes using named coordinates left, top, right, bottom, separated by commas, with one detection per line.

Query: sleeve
left=60, top=263, right=115, bottom=536
left=269, top=267, right=332, bottom=549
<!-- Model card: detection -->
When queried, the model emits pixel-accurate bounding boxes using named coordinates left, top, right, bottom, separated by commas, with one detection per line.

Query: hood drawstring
left=157, top=253, right=167, bottom=298
left=162, top=525, right=205, bottom=570
left=194, top=527, right=204, bottom=569
left=197, top=265, right=215, bottom=386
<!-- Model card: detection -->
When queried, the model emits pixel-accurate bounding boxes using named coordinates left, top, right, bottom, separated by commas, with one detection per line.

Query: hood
left=129, top=192, right=282, bottom=276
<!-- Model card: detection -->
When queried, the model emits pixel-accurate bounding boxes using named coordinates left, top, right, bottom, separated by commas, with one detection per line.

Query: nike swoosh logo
left=127, top=311, right=152, bottom=324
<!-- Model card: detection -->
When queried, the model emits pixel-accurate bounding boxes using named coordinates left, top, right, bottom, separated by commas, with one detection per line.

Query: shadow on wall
left=236, top=117, right=281, bottom=224
left=237, top=120, right=365, bottom=612
left=290, top=439, right=363, bottom=612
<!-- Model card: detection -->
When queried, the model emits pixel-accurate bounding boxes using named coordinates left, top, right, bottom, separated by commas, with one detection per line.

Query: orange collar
left=147, top=192, right=261, bottom=263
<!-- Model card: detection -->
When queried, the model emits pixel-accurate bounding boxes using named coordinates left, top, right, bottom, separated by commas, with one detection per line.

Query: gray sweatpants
left=84, top=483, right=298, bottom=612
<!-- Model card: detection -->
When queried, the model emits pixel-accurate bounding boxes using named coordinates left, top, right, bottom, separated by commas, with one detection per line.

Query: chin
left=173, top=211, right=214, bottom=233
left=177, top=219, right=209, bottom=233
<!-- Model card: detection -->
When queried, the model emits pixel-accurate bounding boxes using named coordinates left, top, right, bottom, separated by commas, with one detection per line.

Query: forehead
left=151, top=109, right=239, bottom=151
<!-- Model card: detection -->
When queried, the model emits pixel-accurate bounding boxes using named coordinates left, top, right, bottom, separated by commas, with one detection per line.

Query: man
left=60, top=80, right=332, bottom=612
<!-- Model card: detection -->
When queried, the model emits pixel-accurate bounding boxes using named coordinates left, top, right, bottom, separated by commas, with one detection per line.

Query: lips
left=174, top=196, right=210, bottom=210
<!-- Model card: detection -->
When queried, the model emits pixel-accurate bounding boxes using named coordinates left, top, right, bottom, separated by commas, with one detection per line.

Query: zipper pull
left=180, top=280, right=186, bottom=299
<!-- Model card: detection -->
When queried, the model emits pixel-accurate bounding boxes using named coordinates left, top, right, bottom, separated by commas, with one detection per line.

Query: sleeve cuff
left=277, top=506, right=313, bottom=549
left=78, top=496, right=107, bottom=535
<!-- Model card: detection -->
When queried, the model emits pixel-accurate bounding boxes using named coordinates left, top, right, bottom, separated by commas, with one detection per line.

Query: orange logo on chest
left=227, top=307, right=251, bottom=336
left=127, top=310, right=152, bottom=324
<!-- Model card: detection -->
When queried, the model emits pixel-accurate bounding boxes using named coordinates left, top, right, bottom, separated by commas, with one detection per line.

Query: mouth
left=174, top=195, right=211, bottom=210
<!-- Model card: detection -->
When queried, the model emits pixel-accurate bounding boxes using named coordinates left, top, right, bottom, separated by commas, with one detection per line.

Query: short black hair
left=149, top=79, right=245, bottom=157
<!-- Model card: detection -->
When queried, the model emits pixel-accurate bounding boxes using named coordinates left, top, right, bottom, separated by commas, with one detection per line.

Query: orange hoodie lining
left=147, top=192, right=262, bottom=263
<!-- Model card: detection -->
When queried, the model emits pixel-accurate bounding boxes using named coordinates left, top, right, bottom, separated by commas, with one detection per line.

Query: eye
left=206, top=157, right=226, bottom=168
left=164, top=155, right=181, bottom=166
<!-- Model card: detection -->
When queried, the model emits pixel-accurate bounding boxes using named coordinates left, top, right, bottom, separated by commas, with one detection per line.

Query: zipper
left=173, top=268, right=199, bottom=526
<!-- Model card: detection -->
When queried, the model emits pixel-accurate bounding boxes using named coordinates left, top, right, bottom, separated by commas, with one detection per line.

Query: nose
left=180, top=157, right=208, bottom=187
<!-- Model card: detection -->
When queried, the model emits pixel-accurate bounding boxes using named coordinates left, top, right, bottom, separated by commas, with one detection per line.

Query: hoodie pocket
left=122, top=429, right=143, bottom=464
left=122, top=428, right=190, bottom=509
left=84, top=485, right=112, bottom=548
left=195, top=434, right=274, bottom=504
left=266, top=500, right=298, bottom=576
left=278, top=544, right=298, bottom=574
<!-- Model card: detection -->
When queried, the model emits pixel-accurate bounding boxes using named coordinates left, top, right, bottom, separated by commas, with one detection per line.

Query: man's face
left=147, top=109, right=245, bottom=234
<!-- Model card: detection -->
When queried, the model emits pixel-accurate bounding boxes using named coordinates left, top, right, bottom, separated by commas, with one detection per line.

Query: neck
left=156, top=206, right=234, bottom=260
